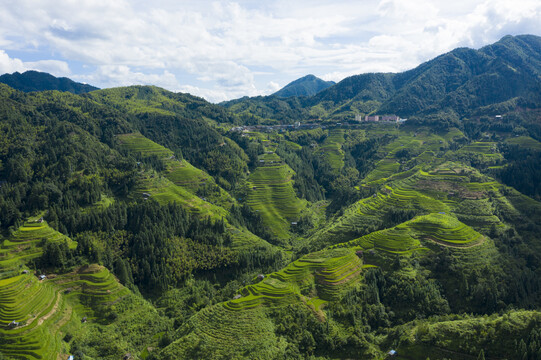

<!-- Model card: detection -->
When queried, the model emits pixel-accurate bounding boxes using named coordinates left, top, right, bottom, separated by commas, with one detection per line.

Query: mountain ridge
left=0, top=70, right=99, bottom=94
left=222, top=34, right=541, bottom=122
left=273, top=74, right=335, bottom=97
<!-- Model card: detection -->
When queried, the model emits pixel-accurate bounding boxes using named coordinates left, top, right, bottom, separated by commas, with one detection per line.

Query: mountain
left=223, top=35, right=541, bottom=123
left=0, top=70, right=99, bottom=94
left=1, top=35, right=541, bottom=360
left=273, top=74, right=335, bottom=97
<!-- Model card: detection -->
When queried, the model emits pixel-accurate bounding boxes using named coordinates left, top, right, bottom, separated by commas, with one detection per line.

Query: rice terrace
left=0, top=4, right=541, bottom=359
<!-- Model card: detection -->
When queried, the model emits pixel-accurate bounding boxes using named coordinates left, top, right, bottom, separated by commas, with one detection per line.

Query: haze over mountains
left=0, top=34, right=540, bottom=360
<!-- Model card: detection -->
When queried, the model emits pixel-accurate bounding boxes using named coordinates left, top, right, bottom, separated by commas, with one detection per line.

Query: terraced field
left=0, top=219, right=70, bottom=359
left=453, top=141, right=504, bottom=166
left=337, top=213, right=483, bottom=258
left=317, top=128, right=345, bottom=171
left=346, top=212, right=479, bottom=248
left=0, top=219, right=77, bottom=271
left=312, top=159, right=512, bottom=249
left=0, top=273, right=73, bottom=359
left=246, top=154, right=306, bottom=241
left=51, top=264, right=130, bottom=315
left=163, top=305, right=282, bottom=359
left=312, top=181, right=449, bottom=247
left=505, top=136, right=541, bottom=150
left=163, top=248, right=363, bottom=358
left=362, top=159, right=400, bottom=184
left=117, top=132, right=174, bottom=158
left=139, top=173, right=271, bottom=249
left=117, top=132, right=272, bottom=249
left=361, top=130, right=450, bottom=185
left=225, top=248, right=362, bottom=309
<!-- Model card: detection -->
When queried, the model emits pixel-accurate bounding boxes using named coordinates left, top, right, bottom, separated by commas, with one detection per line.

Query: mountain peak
left=273, top=74, right=335, bottom=98
left=0, top=70, right=99, bottom=94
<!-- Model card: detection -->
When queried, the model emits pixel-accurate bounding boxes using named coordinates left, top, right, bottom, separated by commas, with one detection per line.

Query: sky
left=0, top=0, right=539, bottom=103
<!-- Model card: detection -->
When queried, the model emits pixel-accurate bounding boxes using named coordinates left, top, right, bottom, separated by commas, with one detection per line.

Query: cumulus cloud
left=0, top=50, right=71, bottom=77
left=76, top=65, right=180, bottom=90
left=0, top=0, right=539, bottom=100
left=0, top=51, right=26, bottom=74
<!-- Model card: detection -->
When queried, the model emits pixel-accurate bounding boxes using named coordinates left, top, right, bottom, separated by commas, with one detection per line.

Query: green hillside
left=0, top=34, right=540, bottom=359
left=273, top=74, right=335, bottom=98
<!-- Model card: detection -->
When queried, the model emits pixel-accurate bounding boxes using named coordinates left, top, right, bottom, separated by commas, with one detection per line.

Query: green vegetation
left=317, top=128, right=345, bottom=171
left=246, top=148, right=306, bottom=241
left=0, top=34, right=541, bottom=359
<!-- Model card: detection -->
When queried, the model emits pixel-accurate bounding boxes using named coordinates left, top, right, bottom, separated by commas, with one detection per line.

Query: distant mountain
left=273, top=74, right=335, bottom=97
left=313, top=34, right=541, bottom=117
left=0, top=70, right=99, bottom=94
left=223, top=34, right=541, bottom=122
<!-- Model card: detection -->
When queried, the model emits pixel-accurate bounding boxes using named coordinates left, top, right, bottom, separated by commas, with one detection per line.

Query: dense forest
left=0, top=34, right=541, bottom=360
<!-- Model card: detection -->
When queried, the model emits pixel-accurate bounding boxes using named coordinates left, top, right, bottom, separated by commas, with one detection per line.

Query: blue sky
left=0, top=0, right=539, bottom=102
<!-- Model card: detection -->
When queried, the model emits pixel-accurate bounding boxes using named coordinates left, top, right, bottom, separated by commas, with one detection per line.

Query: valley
left=0, top=34, right=540, bottom=360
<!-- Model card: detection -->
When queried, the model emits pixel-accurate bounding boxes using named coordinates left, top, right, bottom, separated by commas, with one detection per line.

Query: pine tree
left=477, top=349, right=485, bottom=360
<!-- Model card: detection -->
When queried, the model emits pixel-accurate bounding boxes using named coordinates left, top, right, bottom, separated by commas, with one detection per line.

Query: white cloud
left=0, top=50, right=26, bottom=74
left=25, top=60, right=71, bottom=77
left=0, top=0, right=539, bottom=101
left=0, top=50, right=71, bottom=77
left=267, top=81, right=281, bottom=93
left=76, top=65, right=180, bottom=90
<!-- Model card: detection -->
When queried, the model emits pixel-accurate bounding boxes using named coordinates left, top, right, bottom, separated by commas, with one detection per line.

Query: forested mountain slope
left=222, top=34, right=541, bottom=123
left=0, top=70, right=99, bottom=94
left=0, top=35, right=541, bottom=360
left=273, top=74, right=335, bottom=97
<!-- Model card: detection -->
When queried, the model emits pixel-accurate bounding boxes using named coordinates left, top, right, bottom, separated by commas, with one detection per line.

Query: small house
left=291, top=222, right=298, bottom=225
left=9, top=320, right=19, bottom=328
left=68, top=356, right=74, bottom=360
left=82, top=316, right=87, bottom=323
left=38, top=217, right=44, bottom=223
left=439, top=212, right=445, bottom=214
left=388, top=349, right=397, bottom=357
left=233, top=294, right=242, bottom=300
left=39, top=275, right=46, bottom=280
left=22, top=270, right=29, bottom=274
left=123, top=353, right=132, bottom=360
left=356, top=250, right=364, bottom=257
left=257, top=274, right=265, bottom=281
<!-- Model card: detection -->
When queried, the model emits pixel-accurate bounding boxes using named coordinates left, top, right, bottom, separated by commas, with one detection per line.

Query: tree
left=477, top=349, right=485, bottom=360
